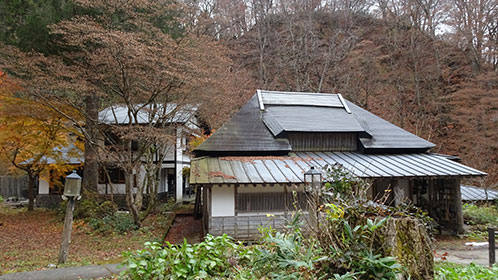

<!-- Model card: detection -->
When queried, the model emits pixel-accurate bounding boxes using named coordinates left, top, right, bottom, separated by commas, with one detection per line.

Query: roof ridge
left=260, top=89, right=339, bottom=96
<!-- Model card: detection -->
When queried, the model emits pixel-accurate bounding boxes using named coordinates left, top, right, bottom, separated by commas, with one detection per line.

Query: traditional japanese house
left=190, top=90, right=486, bottom=239
left=37, top=104, right=198, bottom=204
left=96, top=104, right=198, bottom=201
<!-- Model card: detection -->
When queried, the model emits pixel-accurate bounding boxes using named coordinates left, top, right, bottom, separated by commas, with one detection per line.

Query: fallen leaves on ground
left=0, top=205, right=165, bottom=274
left=164, top=215, right=202, bottom=244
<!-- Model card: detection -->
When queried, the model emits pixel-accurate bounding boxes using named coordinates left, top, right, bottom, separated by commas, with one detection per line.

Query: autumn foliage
left=0, top=0, right=496, bottom=198
left=0, top=72, right=82, bottom=210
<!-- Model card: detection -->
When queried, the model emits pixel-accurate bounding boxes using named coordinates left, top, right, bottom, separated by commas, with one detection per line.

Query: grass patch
left=0, top=204, right=168, bottom=274
left=463, top=203, right=498, bottom=225
left=435, top=262, right=498, bottom=279
left=462, top=203, right=498, bottom=240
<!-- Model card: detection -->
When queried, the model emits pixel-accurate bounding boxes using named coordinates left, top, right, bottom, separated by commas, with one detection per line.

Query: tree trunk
left=141, top=191, right=157, bottom=222
left=82, top=94, right=99, bottom=192
left=125, top=172, right=141, bottom=228
left=140, top=169, right=159, bottom=222
left=27, top=173, right=35, bottom=211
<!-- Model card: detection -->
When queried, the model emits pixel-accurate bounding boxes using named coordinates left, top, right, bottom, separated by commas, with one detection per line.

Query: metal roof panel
left=191, top=152, right=486, bottom=184
left=461, top=185, right=498, bottom=201
left=263, top=160, right=290, bottom=182
left=326, top=152, right=381, bottom=177
left=227, top=160, right=250, bottom=184
left=347, top=101, right=435, bottom=150
left=252, top=160, right=278, bottom=183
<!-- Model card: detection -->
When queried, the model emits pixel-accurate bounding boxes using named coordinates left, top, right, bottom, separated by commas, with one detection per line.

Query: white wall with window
left=210, top=184, right=307, bottom=217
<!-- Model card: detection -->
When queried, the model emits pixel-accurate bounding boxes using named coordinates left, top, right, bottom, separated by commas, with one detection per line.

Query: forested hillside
left=184, top=0, right=498, bottom=186
left=0, top=0, right=496, bottom=186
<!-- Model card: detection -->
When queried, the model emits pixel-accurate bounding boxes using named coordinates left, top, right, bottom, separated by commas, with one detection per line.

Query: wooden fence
left=209, top=213, right=308, bottom=240
left=0, top=176, right=29, bottom=199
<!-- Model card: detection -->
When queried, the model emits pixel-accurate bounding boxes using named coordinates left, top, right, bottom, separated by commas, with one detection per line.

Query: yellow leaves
left=324, top=203, right=344, bottom=220
left=0, top=72, right=83, bottom=175
left=188, top=131, right=213, bottom=152
left=40, top=163, right=83, bottom=189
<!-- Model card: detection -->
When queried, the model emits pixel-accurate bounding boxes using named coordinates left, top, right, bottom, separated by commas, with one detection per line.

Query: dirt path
left=435, top=237, right=490, bottom=266
left=435, top=248, right=489, bottom=266
left=164, top=215, right=202, bottom=244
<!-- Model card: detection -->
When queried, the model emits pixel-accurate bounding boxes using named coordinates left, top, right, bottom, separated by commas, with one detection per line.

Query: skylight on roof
left=259, top=90, right=345, bottom=109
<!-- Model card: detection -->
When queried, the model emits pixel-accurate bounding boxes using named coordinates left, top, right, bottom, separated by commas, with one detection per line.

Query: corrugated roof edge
left=190, top=152, right=486, bottom=185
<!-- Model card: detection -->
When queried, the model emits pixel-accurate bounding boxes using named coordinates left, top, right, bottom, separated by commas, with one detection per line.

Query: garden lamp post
left=58, top=170, right=81, bottom=264
left=304, top=166, right=322, bottom=192
left=304, top=166, right=322, bottom=230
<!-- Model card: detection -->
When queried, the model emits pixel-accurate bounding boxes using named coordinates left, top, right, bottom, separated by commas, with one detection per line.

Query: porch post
left=175, top=127, right=183, bottom=202
left=234, top=185, right=238, bottom=216
left=284, top=184, right=288, bottom=218
left=202, top=185, right=209, bottom=233
left=454, top=178, right=464, bottom=234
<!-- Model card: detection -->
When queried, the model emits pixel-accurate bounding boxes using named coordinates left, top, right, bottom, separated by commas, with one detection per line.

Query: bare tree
left=0, top=0, right=250, bottom=226
left=448, top=0, right=498, bottom=72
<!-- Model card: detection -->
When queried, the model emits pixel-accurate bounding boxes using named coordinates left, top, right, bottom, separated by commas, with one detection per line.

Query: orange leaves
left=0, top=72, right=83, bottom=176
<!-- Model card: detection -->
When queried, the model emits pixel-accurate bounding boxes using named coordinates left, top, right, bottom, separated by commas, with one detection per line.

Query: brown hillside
left=224, top=12, right=498, bottom=186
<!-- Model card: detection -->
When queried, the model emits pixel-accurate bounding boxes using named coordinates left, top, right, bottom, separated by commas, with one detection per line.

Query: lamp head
left=63, top=170, right=82, bottom=197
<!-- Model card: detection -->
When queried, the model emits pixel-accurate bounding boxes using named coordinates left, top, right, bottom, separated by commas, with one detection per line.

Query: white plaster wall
left=97, top=183, right=126, bottom=194
left=161, top=163, right=174, bottom=169
left=38, top=179, right=50, bottom=194
left=211, top=185, right=235, bottom=217
left=163, top=147, right=175, bottom=161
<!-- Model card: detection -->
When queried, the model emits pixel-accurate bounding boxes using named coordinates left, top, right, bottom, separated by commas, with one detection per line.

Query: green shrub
left=98, top=200, right=118, bottom=217
left=108, top=213, right=137, bottom=233
left=250, top=228, right=326, bottom=278
left=0, top=195, right=3, bottom=203
left=435, top=262, right=498, bottom=279
left=121, top=234, right=242, bottom=279
left=57, top=193, right=134, bottom=234
left=463, top=203, right=498, bottom=226
left=88, top=212, right=137, bottom=234
left=356, top=252, right=401, bottom=279
left=120, top=166, right=430, bottom=279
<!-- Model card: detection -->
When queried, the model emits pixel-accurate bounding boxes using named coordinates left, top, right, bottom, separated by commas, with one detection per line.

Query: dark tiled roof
left=263, top=106, right=365, bottom=136
left=195, top=95, right=291, bottom=155
left=196, top=90, right=435, bottom=155
left=346, top=101, right=435, bottom=151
